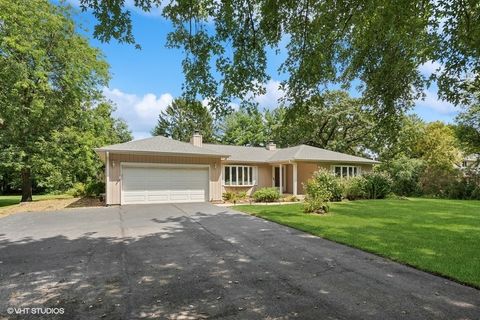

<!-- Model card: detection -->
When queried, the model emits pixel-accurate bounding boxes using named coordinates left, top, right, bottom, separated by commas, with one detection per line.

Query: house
left=95, top=132, right=379, bottom=205
left=459, top=154, right=480, bottom=170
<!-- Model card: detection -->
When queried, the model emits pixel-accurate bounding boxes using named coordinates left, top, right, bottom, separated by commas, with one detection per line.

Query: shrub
left=419, top=166, right=455, bottom=197
left=66, top=182, right=86, bottom=197
left=343, top=176, right=367, bottom=200
left=223, top=191, right=248, bottom=202
left=444, top=171, right=480, bottom=200
left=471, top=186, right=480, bottom=200
left=303, top=178, right=330, bottom=213
left=283, top=195, right=299, bottom=202
left=253, top=187, right=280, bottom=202
left=85, top=180, right=105, bottom=196
left=378, top=156, right=424, bottom=196
left=362, top=172, right=392, bottom=199
left=222, top=191, right=235, bottom=201
left=309, top=169, right=343, bottom=201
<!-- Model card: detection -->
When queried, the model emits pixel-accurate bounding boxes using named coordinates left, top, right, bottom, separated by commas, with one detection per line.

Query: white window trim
left=222, top=165, right=257, bottom=186
left=331, top=165, right=361, bottom=178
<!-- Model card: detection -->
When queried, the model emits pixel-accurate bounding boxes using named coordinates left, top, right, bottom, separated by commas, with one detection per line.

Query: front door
left=273, top=165, right=286, bottom=192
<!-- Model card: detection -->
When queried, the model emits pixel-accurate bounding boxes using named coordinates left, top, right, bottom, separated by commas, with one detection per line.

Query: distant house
left=459, top=154, right=480, bottom=171
left=95, top=132, right=379, bottom=205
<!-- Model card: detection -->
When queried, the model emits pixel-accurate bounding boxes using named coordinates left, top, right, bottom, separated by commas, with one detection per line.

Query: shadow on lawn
left=0, top=207, right=479, bottom=319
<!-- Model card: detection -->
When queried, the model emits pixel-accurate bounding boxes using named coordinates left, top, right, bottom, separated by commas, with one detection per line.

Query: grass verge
left=235, top=198, right=480, bottom=288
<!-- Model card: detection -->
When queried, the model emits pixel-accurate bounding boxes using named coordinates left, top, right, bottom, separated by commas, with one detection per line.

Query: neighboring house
left=459, top=154, right=480, bottom=171
left=95, top=132, right=379, bottom=205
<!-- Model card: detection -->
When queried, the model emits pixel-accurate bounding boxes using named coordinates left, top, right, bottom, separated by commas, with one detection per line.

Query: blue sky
left=71, top=4, right=459, bottom=139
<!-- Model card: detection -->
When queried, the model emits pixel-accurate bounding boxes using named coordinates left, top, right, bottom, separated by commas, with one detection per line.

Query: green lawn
left=235, top=198, right=480, bottom=288
left=0, top=194, right=72, bottom=208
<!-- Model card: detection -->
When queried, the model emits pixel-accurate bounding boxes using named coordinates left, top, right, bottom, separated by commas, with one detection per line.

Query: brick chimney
left=266, top=141, right=276, bottom=151
left=190, top=130, right=203, bottom=147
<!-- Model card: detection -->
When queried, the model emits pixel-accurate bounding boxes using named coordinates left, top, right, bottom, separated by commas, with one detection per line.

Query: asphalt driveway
left=0, top=203, right=478, bottom=319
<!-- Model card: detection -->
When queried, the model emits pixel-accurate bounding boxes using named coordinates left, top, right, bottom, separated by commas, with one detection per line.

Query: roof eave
left=281, top=158, right=380, bottom=164
left=94, top=149, right=230, bottom=158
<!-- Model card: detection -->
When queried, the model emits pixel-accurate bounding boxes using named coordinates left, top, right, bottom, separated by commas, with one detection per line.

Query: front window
left=224, top=165, right=256, bottom=186
left=333, top=165, right=360, bottom=178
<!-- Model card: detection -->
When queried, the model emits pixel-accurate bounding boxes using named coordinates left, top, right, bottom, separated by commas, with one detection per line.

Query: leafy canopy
left=455, top=102, right=480, bottom=154
left=79, top=0, right=479, bottom=119
left=0, top=0, right=122, bottom=197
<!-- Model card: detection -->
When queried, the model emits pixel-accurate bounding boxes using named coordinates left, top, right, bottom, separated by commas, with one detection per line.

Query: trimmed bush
left=362, top=172, right=392, bottom=199
left=253, top=187, right=280, bottom=202
left=343, top=176, right=367, bottom=200
left=66, top=182, right=86, bottom=197
left=223, top=191, right=247, bottom=202
left=303, top=178, right=331, bottom=213
left=283, top=195, right=299, bottom=202
left=85, top=180, right=105, bottom=196
left=310, top=169, right=343, bottom=201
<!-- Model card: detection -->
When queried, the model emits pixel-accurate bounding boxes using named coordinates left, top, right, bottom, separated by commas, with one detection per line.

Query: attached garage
left=121, top=164, right=210, bottom=204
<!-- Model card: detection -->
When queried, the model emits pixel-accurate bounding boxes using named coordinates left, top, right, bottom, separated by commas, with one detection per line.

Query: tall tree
left=455, top=103, right=480, bottom=154
left=279, top=91, right=375, bottom=155
left=415, top=122, right=462, bottom=170
left=0, top=0, right=109, bottom=201
left=375, top=115, right=426, bottom=160
left=80, top=0, right=479, bottom=121
left=151, top=99, right=216, bottom=142
left=33, top=103, right=132, bottom=192
left=220, top=107, right=268, bottom=146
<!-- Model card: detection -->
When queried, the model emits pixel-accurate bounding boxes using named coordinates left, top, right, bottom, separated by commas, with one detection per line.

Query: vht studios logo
left=7, top=307, right=65, bottom=315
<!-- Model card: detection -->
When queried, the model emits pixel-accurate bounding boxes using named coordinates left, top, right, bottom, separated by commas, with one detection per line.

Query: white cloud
left=416, top=89, right=457, bottom=115
left=419, top=60, right=443, bottom=77
left=250, top=79, right=286, bottom=109
left=103, top=88, right=173, bottom=139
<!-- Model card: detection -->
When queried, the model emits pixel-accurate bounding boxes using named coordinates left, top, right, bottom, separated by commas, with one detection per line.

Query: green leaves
left=80, top=0, right=479, bottom=119
left=0, top=0, right=128, bottom=194
left=151, top=98, right=216, bottom=143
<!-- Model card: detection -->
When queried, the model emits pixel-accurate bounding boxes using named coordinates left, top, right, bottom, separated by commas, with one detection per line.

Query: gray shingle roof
left=95, top=136, right=228, bottom=157
left=97, top=137, right=378, bottom=164
left=202, top=144, right=275, bottom=162
left=267, top=144, right=379, bottom=164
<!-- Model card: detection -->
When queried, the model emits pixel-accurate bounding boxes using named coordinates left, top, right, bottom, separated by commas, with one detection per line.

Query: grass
left=235, top=198, right=480, bottom=288
left=0, top=194, right=73, bottom=208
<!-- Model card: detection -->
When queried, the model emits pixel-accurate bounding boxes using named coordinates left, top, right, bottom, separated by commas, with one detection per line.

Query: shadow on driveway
left=0, top=203, right=478, bottom=319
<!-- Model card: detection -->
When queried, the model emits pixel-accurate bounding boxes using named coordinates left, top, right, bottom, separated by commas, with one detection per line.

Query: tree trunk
left=21, top=167, right=32, bottom=202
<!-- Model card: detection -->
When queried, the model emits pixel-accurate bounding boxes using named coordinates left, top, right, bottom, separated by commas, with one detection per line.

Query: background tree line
left=0, top=0, right=132, bottom=200
left=152, top=92, right=480, bottom=199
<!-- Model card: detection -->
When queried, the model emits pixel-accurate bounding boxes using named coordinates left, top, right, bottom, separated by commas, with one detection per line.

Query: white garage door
left=121, top=165, right=209, bottom=204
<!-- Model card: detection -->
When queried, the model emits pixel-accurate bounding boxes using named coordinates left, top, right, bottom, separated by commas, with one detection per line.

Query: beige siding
left=295, top=162, right=375, bottom=194
left=107, top=153, right=222, bottom=205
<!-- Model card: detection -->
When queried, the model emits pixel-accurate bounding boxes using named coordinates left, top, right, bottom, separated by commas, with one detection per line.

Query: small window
left=333, top=165, right=360, bottom=178
left=223, top=165, right=256, bottom=186
left=224, top=166, right=230, bottom=184
left=335, top=166, right=341, bottom=177
left=238, top=166, right=243, bottom=185
left=231, top=166, right=237, bottom=184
